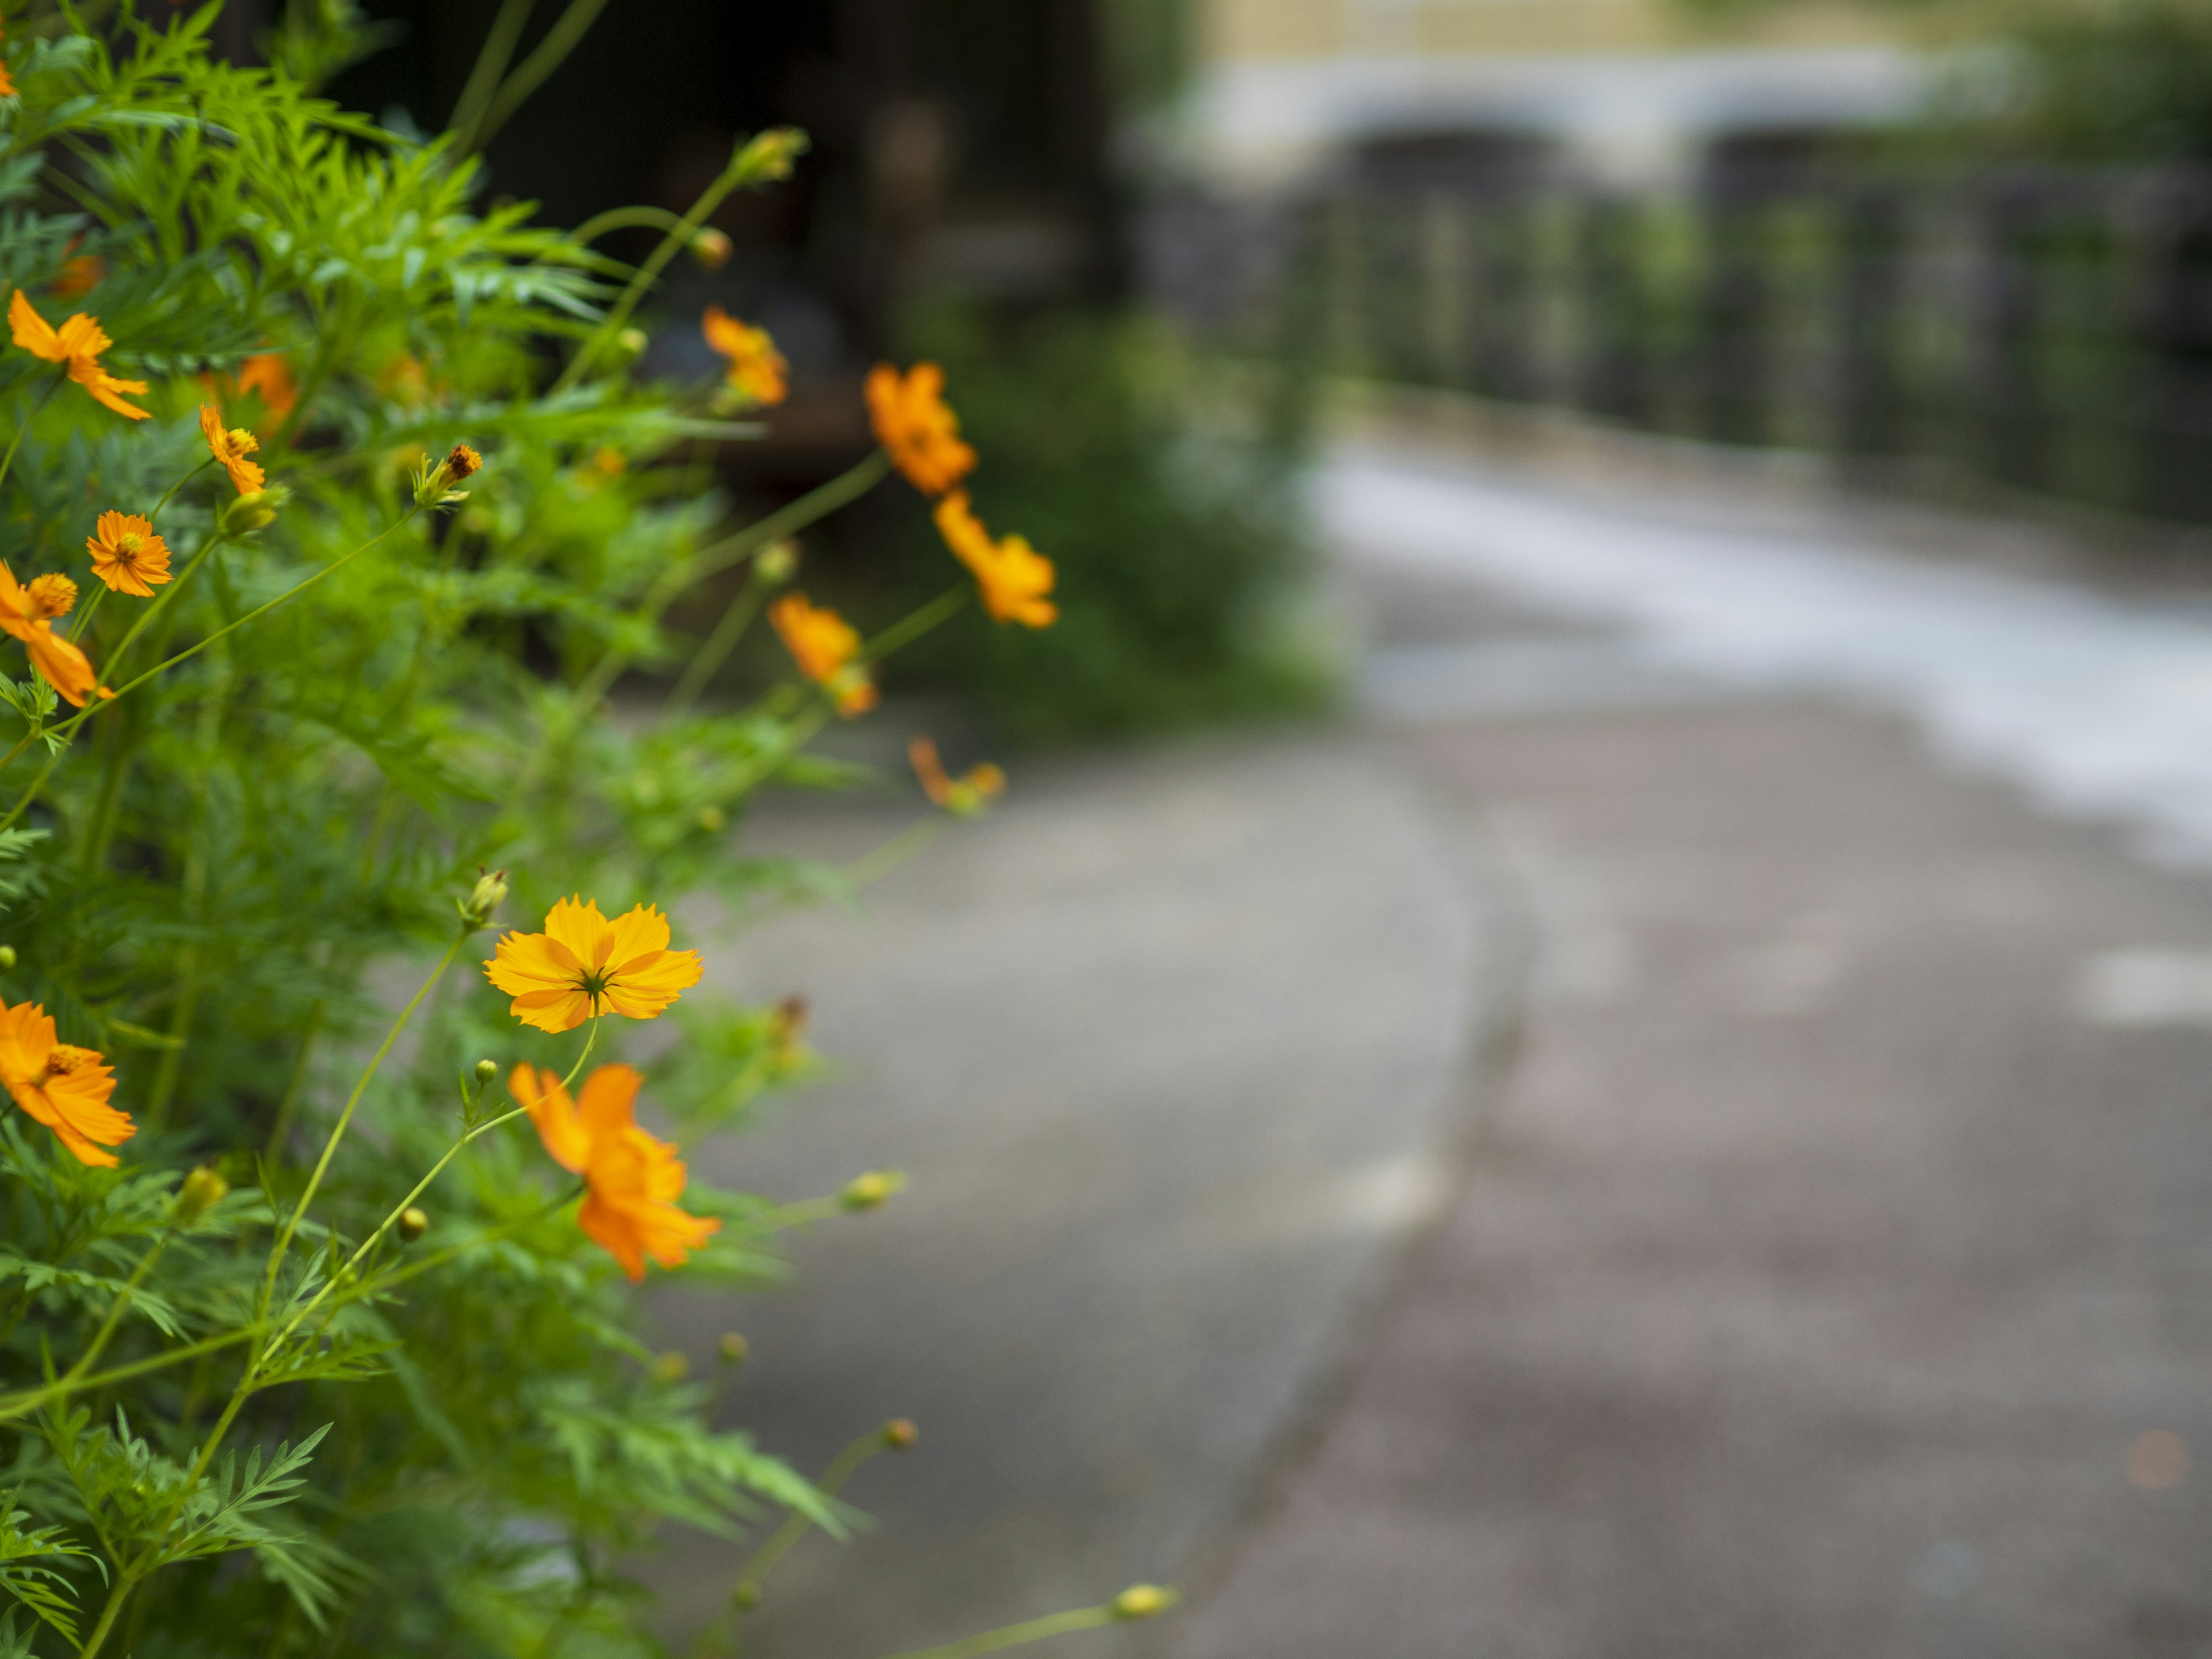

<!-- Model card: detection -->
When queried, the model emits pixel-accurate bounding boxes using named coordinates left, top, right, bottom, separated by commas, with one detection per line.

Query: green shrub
left=0, top=7, right=1172, bottom=1656
left=885, top=306, right=1333, bottom=744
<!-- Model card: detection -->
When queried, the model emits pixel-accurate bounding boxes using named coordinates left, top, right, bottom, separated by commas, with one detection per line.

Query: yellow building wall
left=1203, top=0, right=1906, bottom=66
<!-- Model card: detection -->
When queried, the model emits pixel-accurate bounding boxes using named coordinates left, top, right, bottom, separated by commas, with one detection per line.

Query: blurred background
left=262, top=0, right=2212, bottom=1652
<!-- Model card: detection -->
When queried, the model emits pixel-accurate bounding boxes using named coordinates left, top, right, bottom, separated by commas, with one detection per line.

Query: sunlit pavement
left=654, top=432, right=2212, bottom=1659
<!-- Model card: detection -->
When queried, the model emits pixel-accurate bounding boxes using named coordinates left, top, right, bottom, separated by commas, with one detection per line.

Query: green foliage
left=0, top=6, right=978, bottom=1654
left=889, top=306, right=1332, bottom=744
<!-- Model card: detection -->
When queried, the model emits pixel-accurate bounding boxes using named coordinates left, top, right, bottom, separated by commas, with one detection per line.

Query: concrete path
left=1169, top=445, right=2212, bottom=1657
left=649, top=416, right=2212, bottom=1659
left=649, top=734, right=1513, bottom=1656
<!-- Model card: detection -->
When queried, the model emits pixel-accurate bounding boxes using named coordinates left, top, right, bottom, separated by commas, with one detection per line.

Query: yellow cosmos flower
left=931, top=491, right=1056, bottom=627
left=702, top=306, right=788, bottom=407
left=511, top=1062, right=719, bottom=1281
left=484, top=896, right=704, bottom=1034
left=0, top=1001, right=132, bottom=1167
left=199, top=404, right=265, bottom=495
left=909, top=735, right=1006, bottom=816
left=865, top=361, right=976, bottom=498
left=0, top=559, right=101, bottom=706
left=769, top=592, right=877, bottom=716
left=87, top=511, right=172, bottom=597
left=9, top=291, right=149, bottom=421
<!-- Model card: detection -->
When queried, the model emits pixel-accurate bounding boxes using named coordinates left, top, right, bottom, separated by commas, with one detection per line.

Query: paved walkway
left=650, top=734, right=1514, bottom=1656
left=652, top=417, right=2212, bottom=1659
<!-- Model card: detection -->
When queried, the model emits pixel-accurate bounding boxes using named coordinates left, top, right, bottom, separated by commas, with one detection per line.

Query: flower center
left=578, top=969, right=611, bottom=1005
left=116, top=534, right=140, bottom=557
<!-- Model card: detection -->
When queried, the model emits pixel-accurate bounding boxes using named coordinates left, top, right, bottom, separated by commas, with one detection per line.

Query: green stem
left=448, top=0, right=535, bottom=153
left=838, top=816, right=946, bottom=892
left=66, top=585, right=105, bottom=643
left=74, top=1573, right=133, bottom=1659
left=863, top=584, right=968, bottom=665
left=58, top=1230, right=173, bottom=1390
left=259, top=932, right=467, bottom=1324
left=661, top=574, right=764, bottom=718
left=558, top=1017, right=601, bottom=1091
left=261, top=1001, right=325, bottom=1166
left=146, top=457, right=215, bottom=525
left=473, top=0, right=617, bottom=152
left=566, top=204, right=701, bottom=248
left=552, top=145, right=757, bottom=395
left=0, top=510, right=418, bottom=839
left=0, top=371, right=63, bottom=504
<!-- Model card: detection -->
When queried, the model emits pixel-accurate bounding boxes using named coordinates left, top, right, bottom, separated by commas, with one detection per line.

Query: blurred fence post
left=1979, top=179, right=2046, bottom=491
left=1578, top=195, right=1649, bottom=425
left=1471, top=187, right=1533, bottom=402
left=1701, top=177, right=1768, bottom=446
left=1838, top=185, right=1903, bottom=459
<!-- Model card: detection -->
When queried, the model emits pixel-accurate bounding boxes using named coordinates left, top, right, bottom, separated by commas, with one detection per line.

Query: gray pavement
left=649, top=418, right=2212, bottom=1659
left=650, top=734, right=1514, bottom=1656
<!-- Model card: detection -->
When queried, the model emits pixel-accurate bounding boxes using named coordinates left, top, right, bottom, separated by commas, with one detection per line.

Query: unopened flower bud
left=398, top=1206, right=429, bottom=1243
left=0, top=946, right=19, bottom=972
left=754, top=540, right=798, bottom=584
left=652, top=1350, right=690, bottom=1384
left=691, top=227, right=733, bottom=270
left=1111, top=1585, right=1177, bottom=1622
left=460, top=867, right=509, bottom=927
left=718, top=1331, right=749, bottom=1365
left=173, top=1166, right=229, bottom=1225
left=733, top=126, right=808, bottom=183
left=616, top=327, right=649, bottom=359
left=696, top=805, right=726, bottom=834
left=769, top=993, right=809, bottom=1064
left=881, top=1418, right=918, bottom=1450
left=475, top=1058, right=498, bottom=1084
left=219, top=487, right=285, bottom=535
left=732, top=1582, right=761, bottom=1612
left=840, top=1169, right=904, bottom=1212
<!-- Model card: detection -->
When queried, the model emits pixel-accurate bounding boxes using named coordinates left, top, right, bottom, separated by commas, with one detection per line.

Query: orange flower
left=510, top=1062, right=719, bottom=1281
left=0, top=1001, right=132, bottom=1167
left=198, top=353, right=297, bottom=434
left=9, top=291, right=149, bottom=421
left=769, top=592, right=877, bottom=716
left=702, top=306, right=787, bottom=407
left=198, top=403, right=264, bottom=495
left=50, top=256, right=103, bottom=300
left=865, top=362, right=976, bottom=497
left=86, top=511, right=172, bottom=597
left=931, top=492, right=1056, bottom=627
left=909, top=735, right=1006, bottom=815
left=0, top=559, right=100, bottom=706
left=484, top=896, right=704, bottom=1035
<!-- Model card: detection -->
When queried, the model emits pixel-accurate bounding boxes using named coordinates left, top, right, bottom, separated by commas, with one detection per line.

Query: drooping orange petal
left=24, top=626, right=96, bottom=707
left=511, top=1063, right=592, bottom=1174
left=575, top=1063, right=643, bottom=1149
left=7, top=291, right=60, bottom=361
left=71, top=358, right=149, bottom=422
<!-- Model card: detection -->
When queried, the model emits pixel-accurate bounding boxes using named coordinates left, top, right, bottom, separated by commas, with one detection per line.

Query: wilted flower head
left=932, top=492, right=1056, bottom=627
left=199, top=404, right=265, bottom=495
left=702, top=306, right=787, bottom=407
left=10, top=291, right=149, bottom=420
left=511, top=1062, right=720, bottom=1281
left=770, top=593, right=876, bottom=716
left=865, top=362, right=976, bottom=497
left=0, top=559, right=100, bottom=707
left=909, top=734, right=1006, bottom=816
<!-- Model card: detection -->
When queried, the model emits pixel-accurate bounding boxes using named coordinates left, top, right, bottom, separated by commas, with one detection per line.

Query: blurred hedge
left=882, top=305, right=1334, bottom=744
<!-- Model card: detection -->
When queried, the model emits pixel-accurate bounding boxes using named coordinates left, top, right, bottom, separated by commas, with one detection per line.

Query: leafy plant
left=0, top=3, right=1172, bottom=1655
